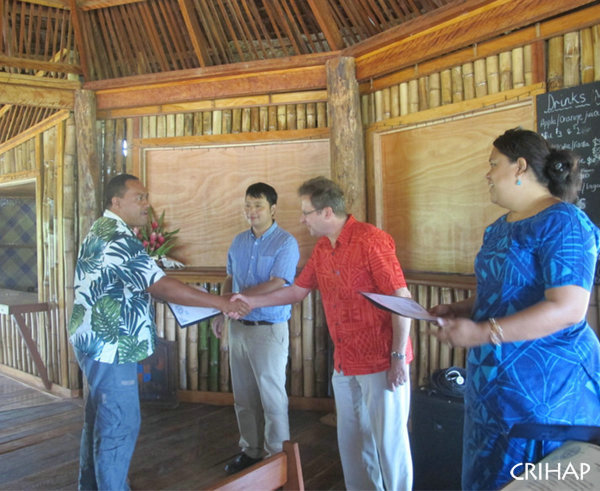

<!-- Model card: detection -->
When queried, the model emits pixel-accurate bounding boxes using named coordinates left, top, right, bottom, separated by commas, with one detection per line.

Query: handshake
left=220, top=293, right=254, bottom=319
left=212, top=293, right=255, bottom=338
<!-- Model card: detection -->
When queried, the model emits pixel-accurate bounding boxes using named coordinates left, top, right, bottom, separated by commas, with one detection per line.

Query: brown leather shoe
left=224, top=453, right=263, bottom=475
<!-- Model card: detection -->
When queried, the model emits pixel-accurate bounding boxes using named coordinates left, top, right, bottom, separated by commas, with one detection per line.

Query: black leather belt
left=238, top=319, right=274, bottom=326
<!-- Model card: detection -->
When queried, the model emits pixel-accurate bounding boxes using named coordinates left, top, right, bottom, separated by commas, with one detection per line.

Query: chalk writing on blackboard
left=537, top=81, right=600, bottom=229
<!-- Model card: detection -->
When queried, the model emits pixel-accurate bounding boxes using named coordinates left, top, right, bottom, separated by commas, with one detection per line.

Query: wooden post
left=326, top=57, right=366, bottom=221
left=74, top=90, right=101, bottom=241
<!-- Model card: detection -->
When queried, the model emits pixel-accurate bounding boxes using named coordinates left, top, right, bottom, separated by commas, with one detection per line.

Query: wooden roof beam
left=352, top=0, right=596, bottom=81
left=0, top=73, right=79, bottom=109
left=178, top=0, right=210, bottom=67
left=361, top=2, right=600, bottom=93
left=85, top=52, right=337, bottom=110
left=0, top=54, right=81, bottom=75
left=307, top=0, right=345, bottom=51
left=69, top=0, right=90, bottom=80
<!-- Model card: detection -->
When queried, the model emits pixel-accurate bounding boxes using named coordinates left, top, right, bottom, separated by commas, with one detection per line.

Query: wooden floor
left=0, top=373, right=344, bottom=490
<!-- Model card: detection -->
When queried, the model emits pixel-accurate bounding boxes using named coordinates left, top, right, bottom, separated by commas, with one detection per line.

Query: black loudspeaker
left=410, top=387, right=464, bottom=490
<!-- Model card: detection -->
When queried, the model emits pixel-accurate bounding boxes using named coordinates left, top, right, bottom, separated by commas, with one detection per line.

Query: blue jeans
left=75, top=349, right=141, bottom=491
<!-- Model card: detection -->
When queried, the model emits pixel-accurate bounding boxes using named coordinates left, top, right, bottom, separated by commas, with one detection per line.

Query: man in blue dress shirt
left=212, top=182, right=300, bottom=474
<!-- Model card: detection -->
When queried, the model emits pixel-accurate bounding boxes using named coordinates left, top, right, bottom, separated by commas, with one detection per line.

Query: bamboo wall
left=361, top=26, right=600, bottom=124
left=0, top=25, right=599, bottom=396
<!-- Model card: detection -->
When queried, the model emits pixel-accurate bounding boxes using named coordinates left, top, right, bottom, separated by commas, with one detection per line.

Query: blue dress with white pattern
left=463, top=202, right=600, bottom=490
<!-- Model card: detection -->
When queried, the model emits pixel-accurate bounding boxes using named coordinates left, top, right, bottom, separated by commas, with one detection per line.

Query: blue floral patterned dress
left=464, top=202, right=600, bottom=490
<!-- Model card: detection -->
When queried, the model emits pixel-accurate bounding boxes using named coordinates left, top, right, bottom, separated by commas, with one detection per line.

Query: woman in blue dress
left=430, top=128, right=600, bottom=490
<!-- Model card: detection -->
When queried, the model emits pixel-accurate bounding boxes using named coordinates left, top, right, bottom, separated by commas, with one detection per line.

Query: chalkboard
left=536, top=81, right=600, bottom=283
left=537, top=81, right=600, bottom=227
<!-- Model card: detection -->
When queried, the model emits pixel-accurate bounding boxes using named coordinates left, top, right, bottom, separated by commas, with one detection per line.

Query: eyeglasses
left=301, top=208, right=322, bottom=216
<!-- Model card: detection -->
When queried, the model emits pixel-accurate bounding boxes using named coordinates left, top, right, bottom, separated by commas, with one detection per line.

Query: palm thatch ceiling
left=0, top=0, right=597, bottom=145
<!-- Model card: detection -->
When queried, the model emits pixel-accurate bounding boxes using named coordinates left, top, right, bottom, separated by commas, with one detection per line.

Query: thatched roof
left=0, top=0, right=595, bottom=144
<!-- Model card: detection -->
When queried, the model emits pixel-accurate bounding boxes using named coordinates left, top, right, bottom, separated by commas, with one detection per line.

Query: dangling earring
left=516, top=177, right=521, bottom=186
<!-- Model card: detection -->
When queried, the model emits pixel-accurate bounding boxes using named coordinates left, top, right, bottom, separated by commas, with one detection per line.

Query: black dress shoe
left=224, top=453, right=263, bottom=475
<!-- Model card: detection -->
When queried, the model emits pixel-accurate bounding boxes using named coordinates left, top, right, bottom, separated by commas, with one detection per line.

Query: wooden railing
left=159, top=268, right=478, bottom=404
left=1, top=268, right=597, bottom=406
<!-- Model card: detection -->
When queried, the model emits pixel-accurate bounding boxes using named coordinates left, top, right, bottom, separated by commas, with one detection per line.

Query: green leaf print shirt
left=68, top=210, right=166, bottom=364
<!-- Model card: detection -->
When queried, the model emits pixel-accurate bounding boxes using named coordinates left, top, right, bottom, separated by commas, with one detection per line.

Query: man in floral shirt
left=69, top=173, right=248, bottom=490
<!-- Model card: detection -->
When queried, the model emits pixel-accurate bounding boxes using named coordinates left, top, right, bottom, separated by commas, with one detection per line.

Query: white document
left=167, top=302, right=220, bottom=328
left=360, top=292, right=438, bottom=321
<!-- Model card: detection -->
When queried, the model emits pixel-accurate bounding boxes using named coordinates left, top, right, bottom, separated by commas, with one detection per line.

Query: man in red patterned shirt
left=233, top=176, right=413, bottom=490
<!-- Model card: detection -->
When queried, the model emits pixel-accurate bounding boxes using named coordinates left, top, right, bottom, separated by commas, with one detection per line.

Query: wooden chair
left=209, top=441, right=304, bottom=491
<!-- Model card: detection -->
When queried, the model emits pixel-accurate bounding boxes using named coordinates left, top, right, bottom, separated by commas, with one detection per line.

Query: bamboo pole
left=415, top=284, right=430, bottom=387
left=408, top=79, right=419, bottom=113
left=440, top=70, right=452, bottom=105
left=316, top=102, right=327, bottom=128
left=306, top=102, right=316, bottom=128
left=474, top=59, right=488, bottom=98
left=289, top=302, right=303, bottom=396
left=114, top=118, right=125, bottom=173
left=523, top=45, right=533, bottom=86
left=390, top=85, right=400, bottom=118
left=199, top=317, right=209, bottom=391
left=581, top=28, right=594, bottom=84
left=486, top=55, right=500, bottom=94
left=193, top=112, right=203, bottom=135
left=175, top=113, right=185, bottom=136
left=165, top=114, right=174, bottom=137
left=202, top=111, right=212, bottom=135
left=564, top=31, right=581, bottom=88
left=451, top=66, right=463, bottom=103
left=165, top=308, right=176, bottom=342
left=418, top=76, right=428, bottom=111
left=361, top=94, right=370, bottom=126
left=157, top=114, right=166, bottom=137
left=547, top=36, right=564, bottom=90
left=213, top=281, right=230, bottom=393
left=55, top=119, right=68, bottom=387
left=241, top=107, right=251, bottom=132
left=313, top=291, right=328, bottom=398
left=222, top=109, right=232, bottom=134
left=593, top=26, right=600, bottom=81
left=64, top=115, right=79, bottom=389
left=259, top=107, right=268, bottom=131
left=499, top=51, right=512, bottom=91
left=296, top=103, right=306, bottom=130
left=268, top=106, right=277, bottom=131
left=277, top=105, right=287, bottom=130
left=428, top=73, right=441, bottom=108
left=428, top=286, right=440, bottom=378
left=286, top=104, right=296, bottom=130
left=177, top=324, right=187, bottom=389
left=511, top=47, right=525, bottom=88
left=382, top=87, right=391, bottom=120
left=439, top=288, right=453, bottom=369
left=184, top=113, right=193, bottom=136
left=209, top=321, right=219, bottom=391
left=212, top=110, right=223, bottom=135
left=301, top=294, right=314, bottom=398
left=155, top=302, right=165, bottom=338
left=103, top=119, right=116, bottom=182
left=462, top=62, right=475, bottom=100
left=374, top=89, right=383, bottom=122
left=187, top=321, right=199, bottom=390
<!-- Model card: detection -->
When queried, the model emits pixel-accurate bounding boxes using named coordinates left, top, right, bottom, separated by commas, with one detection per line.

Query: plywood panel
left=145, top=141, right=330, bottom=267
left=380, top=103, right=534, bottom=273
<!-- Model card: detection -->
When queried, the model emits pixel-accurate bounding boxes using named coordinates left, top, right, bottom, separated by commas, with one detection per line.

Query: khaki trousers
left=229, top=319, right=290, bottom=458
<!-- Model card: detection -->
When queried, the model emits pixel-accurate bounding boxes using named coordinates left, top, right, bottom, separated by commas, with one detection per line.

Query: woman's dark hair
left=493, top=128, right=582, bottom=202
left=104, top=173, right=139, bottom=209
